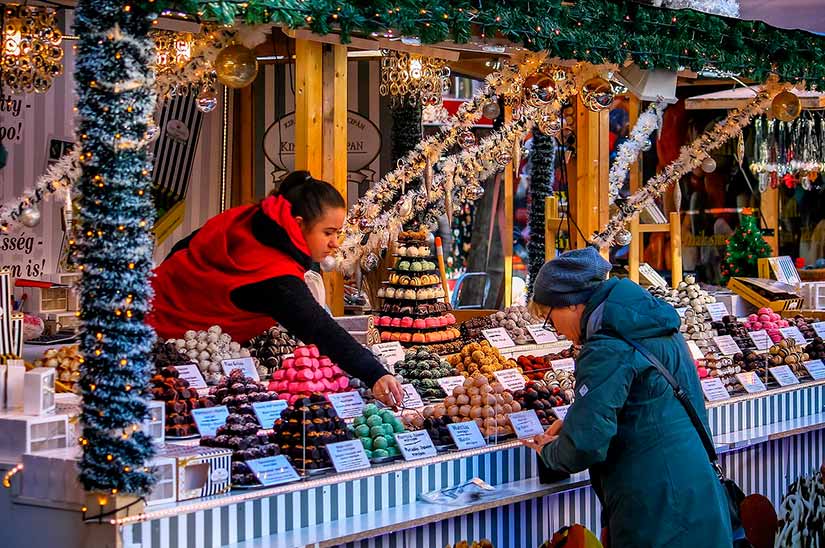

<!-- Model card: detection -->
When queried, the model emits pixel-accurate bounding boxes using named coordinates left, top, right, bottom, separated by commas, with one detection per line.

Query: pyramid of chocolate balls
left=395, top=347, right=459, bottom=400
left=200, top=413, right=281, bottom=486
left=649, top=275, right=720, bottom=358
left=151, top=339, right=193, bottom=369
left=150, top=366, right=215, bottom=437
left=208, top=369, right=281, bottom=425
left=270, top=394, right=351, bottom=472
left=246, top=326, right=301, bottom=380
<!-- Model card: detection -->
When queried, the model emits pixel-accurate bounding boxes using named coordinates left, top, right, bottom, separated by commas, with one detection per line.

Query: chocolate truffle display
left=516, top=346, right=579, bottom=381
left=512, top=381, right=570, bottom=427
left=447, top=341, right=525, bottom=382
left=420, top=375, right=517, bottom=438
left=786, top=315, right=816, bottom=341
left=649, top=275, right=719, bottom=357
left=700, top=356, right=739, bottom=388
left=270, top=394, right=352, bottom=472
left=267, top=345, right=352, bottom=405
left=170, top=325, right=251, bottom=384
left=768, top=338, right=809, bottom=377
left=804, top=336, right=825, bottom=361
left=247, top=326, right=301, bottom=380
left=712, top=316, right=756, bottom=351
left=34, top=345, right=82, bottom=393
left=349, top=404, right=406, bottom=461
left=394, top=347, right=459, bottom=400
left=487, top=306, right=544, bottom=345
left=200, top=413, right=282, bottom=486
left=209, top=369, right=281, bottom=424
left=151, top=339, right=194, bottom=369
left=743, top=308, right=790, bottom=344
left=460, top=316, right=494, bottom=343
left=150, top=366, right=215, bottom=438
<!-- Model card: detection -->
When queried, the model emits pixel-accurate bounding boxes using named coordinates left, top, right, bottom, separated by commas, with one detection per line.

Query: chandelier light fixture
left=379, top=49, right=450, bottom=107
left=1, top=4, right=64, bottom=94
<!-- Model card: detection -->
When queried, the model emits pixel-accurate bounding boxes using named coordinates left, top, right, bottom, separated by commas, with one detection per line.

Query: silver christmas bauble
left=641, top=139, right=652, bottom=152
left=701, top=157, right=717, bottom=173
left=361, top=252, right=380, bottom=272
left=196, top=88, right=219, bottom=113
left=458, top=130, right=476, bottom=149
left=465, top=184, right=484, bottom=200
left=19, top=204, right=40, bottom=227
left=482, top=101, right=500, bottom=120
left=615, top=229, right=632, bottom=246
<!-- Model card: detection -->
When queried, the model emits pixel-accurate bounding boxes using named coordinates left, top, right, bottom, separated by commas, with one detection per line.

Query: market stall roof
left=685, top=86, right=825, bottom=110
left=740, top=0, right=825, bottom=34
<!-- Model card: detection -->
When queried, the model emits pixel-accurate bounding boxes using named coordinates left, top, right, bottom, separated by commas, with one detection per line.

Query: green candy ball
left=370, top=425, right=385, bottom=438
left=372, top=448, right=389, bottom=459
left=363, top=404, right=379, bottom=417
left=354, top=425, right=370, bottom=438
left=366, top=415, right=384, bottom=428
left=361, top=437, right=373, bottom=451
left=373, top=437, right=389, bottom=450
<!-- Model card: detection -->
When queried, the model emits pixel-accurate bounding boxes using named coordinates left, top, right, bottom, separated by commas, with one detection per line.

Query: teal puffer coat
left=541, top=278, right=732, bottom=547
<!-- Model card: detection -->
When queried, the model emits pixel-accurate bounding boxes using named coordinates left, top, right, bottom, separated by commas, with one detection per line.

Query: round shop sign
left=165, top=119, right=191, bottom=144
left=211, top=468, right=229, bottom=482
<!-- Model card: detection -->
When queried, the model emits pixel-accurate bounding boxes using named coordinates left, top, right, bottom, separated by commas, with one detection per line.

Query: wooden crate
left=727, top=277, right=804, bottom=312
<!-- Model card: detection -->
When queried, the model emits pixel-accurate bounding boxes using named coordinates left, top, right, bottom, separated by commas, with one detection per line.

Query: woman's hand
left=520, top=420, right=564, bottom=455
left=372, top=374, right=405, bottom=408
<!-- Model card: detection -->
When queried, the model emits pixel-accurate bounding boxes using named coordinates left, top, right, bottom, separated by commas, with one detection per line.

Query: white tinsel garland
left=608, top=100, right=667, bottom=204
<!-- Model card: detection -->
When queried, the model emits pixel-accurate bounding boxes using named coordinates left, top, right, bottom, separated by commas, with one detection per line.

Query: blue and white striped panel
left=707, top=383, right=825, bottom=435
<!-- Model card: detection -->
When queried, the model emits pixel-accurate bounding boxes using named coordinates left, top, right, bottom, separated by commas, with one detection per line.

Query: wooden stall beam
left=573, top=97, right=609, bottom=256
left=230, top=84, right=255, bottom=207
left=294, top=39, right=324, bottom=177
left=545, top=196, right=563, bottom=262
left=761, top=186, right=779, bottom=255
left=627, top=96, right=642, bottom=283
left=669, top=211, right=683, bottom=287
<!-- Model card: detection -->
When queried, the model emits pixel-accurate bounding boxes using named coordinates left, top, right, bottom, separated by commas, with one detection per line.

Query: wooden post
left=669, top=211, right=683, bottom=287
left=544, top=196, right=563, bottom=262
left=230, top=85, right=255, bottom=207
left=573, top=97, right=610, bottom=255
left=503, top=105, right=514, bottom=307
left=761, top=186, right=779, bottom=255
left=294, top=39, right=323, bottom=177
left=627, top=97, right=641, bottom=282
left=320, top=44, right=347, bottom=316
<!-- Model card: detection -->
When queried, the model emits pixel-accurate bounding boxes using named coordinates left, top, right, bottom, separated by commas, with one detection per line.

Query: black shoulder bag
left=617, top=333, right=745, bottom=533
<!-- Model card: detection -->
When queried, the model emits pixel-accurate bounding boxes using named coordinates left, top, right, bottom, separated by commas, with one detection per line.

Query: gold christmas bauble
left=214, top=44, right=259, bottom=89
left=771, top=90, right=801, bottom=122
left=581, top=77, right=615, bottom=112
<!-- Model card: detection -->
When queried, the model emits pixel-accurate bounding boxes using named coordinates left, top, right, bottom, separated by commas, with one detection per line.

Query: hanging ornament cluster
left=750, top=111, right=825, bottom=191
left=580, top=77, right=616, bottom=112
left=379, top=50, right=449, bottom=107
left=608, top=100, right=667, bottom=203
left=151, top=30, right=194, bottom=76
left=214, top=44, right=258, bottom=89
left=0, top=4, right=64, bottom=94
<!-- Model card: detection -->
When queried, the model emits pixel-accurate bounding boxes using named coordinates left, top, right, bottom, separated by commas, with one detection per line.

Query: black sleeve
left=164, top=229, right=201, bottom=262
left=231, top=276, right=390, bottom=387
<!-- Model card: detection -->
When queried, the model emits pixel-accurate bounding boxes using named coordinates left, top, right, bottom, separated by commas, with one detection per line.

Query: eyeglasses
left=542, top=308, right=554, bottom=331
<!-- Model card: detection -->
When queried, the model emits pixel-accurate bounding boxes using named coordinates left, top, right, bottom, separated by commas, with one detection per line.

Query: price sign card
left=482, top=328, right=516, bottom=349
left=220, top=358, right=260, bottom=381
left=735, top=372, right=767, bottom=394
left=493, top=369, right=526, bottom=391
left=675, top=307, right=687, bottom=317
left=394, top=431, right=437, bottom=461
left=551, top=358, right=576, bottom=372
left=447, top=421, right=487, bottom=450
left=700, top=378, right=731, bottom=402
left=686, top=340, right=706, bottom=360
left=748, top=330, right=771, bottom=351
left=705, top=302, right=729, bottom=322
left=812, top=322, right=825, bottom=339
left=508, top=410, right=545, bottom=439
left=326, top=440, right=371, bottom=473
left=779, top=327, right=807, bottom=345
left=526, top=325, right=558, bottom=344
left=372, top=342, right=406, bottom=368
left=174, top=363, right=207, bottom=390
left=400, top=384, right=424, bottom=409
left=437, top=376, right=466, bottom=396
left=713, top=335, right=742, bottom=356
left=252, top=400, right=288, bottom=428
left=192, top=405, right=230, bottom=437
left=552, top=405, right=571, bottom=420
left=327, top=391, right=366, bottom=419
left=246, top=456, right=300, bottom=486
left=803, top=359, right=825, bottom=380
left=769, top=365, right=800, bottom=387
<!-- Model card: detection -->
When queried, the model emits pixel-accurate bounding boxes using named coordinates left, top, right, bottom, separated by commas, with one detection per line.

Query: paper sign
left=326, top=391, right=366, bottom=419
left=191, top=405, right=230, bottom=437
left=705, top=302, right=729, bottom=322
left=686, top=340, right=705, bottom=360
left=639, top=263, right=668, bottom=288
left=779, top=326, right=807, bottom=345
left=493, top=369, right=526, bottom=391
left=246, top=456, right=300, bottom=486
left=326, top=440, right=371, bottom=473
left=735, top=372, right=767, bottom=394
left=700, top=378, right=731, bottom=402
left=675, top=307, right=687, bottom=317
left=551, top=358, right=576, bottom=372
left=768, top=256, right=801, bottom=285
left=174, top=363, right=207, bottom=390
left=437, top=376, right=466, bottom=396
left=447, top=421, right=487, bottom=450
left=812, top=322, right=825, bottom=339
left=220, top=357, right=260, bottom=381
left=526, top=325, right=558, bottom=344
left=552, top=405, right=571, bottom=420
left=252, top=400, right=288, bottom=428
left=713, top=335, right=742, bottom=356
left=508, top=410, right=545, bottom=439
left=803, top=359, right=825, bottom=380
left=400, top=383, right=424, bottom=409
left=482, top=328, right=516, bottom=349
left=372, top=342, right=406, bottom=367
left=748, top=330, right=771, bottom=351
left=769, top=365, right=800, bottom=386
left=394, top=430, right=437, bottom=461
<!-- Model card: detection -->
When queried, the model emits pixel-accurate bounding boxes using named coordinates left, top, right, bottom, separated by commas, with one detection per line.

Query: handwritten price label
left=526, top=325, right=558, bottom=344
left=394, top=431, right=437, bottom=461
left=705, top=302, right=729, bottom=322
left=700, top=378, right=731, bottom=402
left=482, top=328, right=516, bottom=349
left=713, top=335, right=742, bottom=356
left=493, top=369, right=526, bottom=391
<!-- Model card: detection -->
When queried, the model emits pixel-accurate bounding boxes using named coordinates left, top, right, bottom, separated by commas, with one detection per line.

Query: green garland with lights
left=720, top=213, right=772, bottom=285
left=136, top=0, right=825, bottom=81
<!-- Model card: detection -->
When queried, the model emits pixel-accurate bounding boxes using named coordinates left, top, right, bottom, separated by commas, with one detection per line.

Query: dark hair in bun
left=272, top=171, right=345, bottom=227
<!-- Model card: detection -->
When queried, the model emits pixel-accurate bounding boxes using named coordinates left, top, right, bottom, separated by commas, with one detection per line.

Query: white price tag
left=675, top=307, right=687, bottom=317
left=700, top=378, right=731, bottom=402
left=326, top=440, right=371, bottom=473
left=686, top=340, right=705, bottom=360
left=326, top=391, right=366, bottom=419
left=400, top=383, right=424, bottom=409
left=371, top=342, right=406, bottom=367
left=220, top=357, right=260, bottom=381
left=447, top=421, right=487, bottom=450
left=779, top=326, right=807, bottom=345
left=551, top=358, right=576, bottom=372
left=811, top=322, right=825, bottom=339
left=705, top=302, right=729, bottom=322
left=482, top=328, right=516, bottom=349
left=251, top=400, right=288, bottom=427
left=174, top=363, right=207, bottom=390
left=508, top=410, right=545, bottom=439
left=552, top=405, right=570, bottom=420
left=735, top=372, right=767, bottom=394
left=769, top=365, right=800, bottom=386
left=394, top=431, right=437, bottom=461
left=526, top=325, right=558, bottom=344
left=803, top=359, right=825, bottom=380
left=246, top=456, right=299, bottom=486
left=713, top=335, right=742, bottom=356
left=493, top=368, right=526, bottom=391
left=436, top=376, right=466, bottom=396
left=748, top=330, right=771, bottom=351
left=191, top=405, right=230, bottom=437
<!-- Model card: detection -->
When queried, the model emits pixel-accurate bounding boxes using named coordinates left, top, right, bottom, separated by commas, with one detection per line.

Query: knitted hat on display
left=533, top=246, right=611, bottom=308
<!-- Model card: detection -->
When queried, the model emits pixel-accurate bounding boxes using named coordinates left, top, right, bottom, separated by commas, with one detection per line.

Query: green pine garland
left=74, top=0, right=158, bottom=494
left=134, top=0, right=825, bottom=82
left=527, top=130, right=555, bottom=297
left=720, top=214, right=772, bottom=285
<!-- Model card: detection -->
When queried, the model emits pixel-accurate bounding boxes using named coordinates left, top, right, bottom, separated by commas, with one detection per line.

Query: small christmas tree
left=720, top=211, right=772, bottom=285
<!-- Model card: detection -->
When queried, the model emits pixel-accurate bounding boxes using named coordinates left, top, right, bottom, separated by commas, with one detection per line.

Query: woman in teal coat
left=524, top=247, right=732, bottom=548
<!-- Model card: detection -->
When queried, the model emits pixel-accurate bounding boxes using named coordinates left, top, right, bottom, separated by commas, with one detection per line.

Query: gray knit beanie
left=533, top=246, right=612, bottom=307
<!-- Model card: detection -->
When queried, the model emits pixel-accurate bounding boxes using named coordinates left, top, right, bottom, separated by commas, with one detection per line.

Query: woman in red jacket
left=150, top=171, right=404, bottom=406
